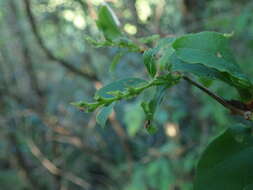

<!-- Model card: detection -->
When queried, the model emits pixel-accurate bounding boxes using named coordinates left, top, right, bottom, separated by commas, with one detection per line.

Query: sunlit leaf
left=96, top=4, right=122, bottom=41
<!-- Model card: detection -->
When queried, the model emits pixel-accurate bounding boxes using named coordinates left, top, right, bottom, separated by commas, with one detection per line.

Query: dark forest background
left=1, top=0, right=253, bottom=189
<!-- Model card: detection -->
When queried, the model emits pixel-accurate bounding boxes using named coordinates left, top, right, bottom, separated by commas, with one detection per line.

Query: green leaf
left=171, top=53, right=253, bottom=100
left=142, top=85, right=168, bottom=134
left=158, top=50, right=173, bottom=70
left=96, top=103, right=115, bottom=127
left=143, top=48, right=158, bottom=77
left=85, top=36, right=140, bottom=52
left=124, top=103, right=144, bottom=137
left=146, top=158, right=174, bottom=190
left=85, top=36, right=111, bottom=47
left=172, top=32, right=244, bottom=83
left=146, top=125, right=158, bottom=134
left=128, top=167, right=146, bottom=190
left=141, top=85, right=168, bottom=120
left=95, top=77, right=147, bottom=99
left=170, top=53, right=234, bottom=86
left=96, top=4, right=122, bottom=41
left=138, top=34, right=160, bottom=44
left=143, top=37, right=176, bottom=77
left=194, top=124, right=253, bottom=190
left=172, top=31, right=253, bottom=100
left=244, top=184, right=253, bottom=190
left=157, top=37, right=176, bottom=70
left=109, top=51, right=126, bottom=72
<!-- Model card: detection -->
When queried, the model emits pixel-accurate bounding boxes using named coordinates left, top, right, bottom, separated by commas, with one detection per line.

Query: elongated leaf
left=96, top=4, right=122, bottom=41
left=109, top=51, right=126, bottom=72
left=124, top=103, right=144, bottom=137
left=171, top=53, right=230, bottom=82
left=194, top=124, right=253, bottom=190
left=85, top=36, right=140, bottom=52
left=172, top=32, right=253, bottom=100
left=138, top=34, right=160, bottom=44
left=142, top=85, right=168, bottom=133
left=171, top=53, right=253, bottom=101
left=95, top=77, right=147, bottom=99
left=143, top=48, right=158, bottom=77
left=172, top=32, right=248, bottom=84
left=96, top=103, right=115, bottom=127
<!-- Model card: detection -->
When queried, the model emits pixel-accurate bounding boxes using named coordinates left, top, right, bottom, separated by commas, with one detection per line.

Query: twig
left=23, top=0, right=98, bottom=81
left=182, top=75, right=246, bottom=117
left=27, top=139, right=91, bottom=189
left=8, top=0, right=44, bottom=99
left=8, top=132, right=43, bottom=190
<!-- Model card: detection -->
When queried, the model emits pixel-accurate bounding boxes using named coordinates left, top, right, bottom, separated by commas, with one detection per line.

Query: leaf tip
left=223, top=31, right=234, bottom=38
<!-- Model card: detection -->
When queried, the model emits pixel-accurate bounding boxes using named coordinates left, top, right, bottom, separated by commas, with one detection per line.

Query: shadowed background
left=1, top=0, right=253, bottom=189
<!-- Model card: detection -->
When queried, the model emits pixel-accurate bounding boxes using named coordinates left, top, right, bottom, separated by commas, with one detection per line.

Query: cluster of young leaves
left=73, top=4, right=253, bottom=189
left=72, top=75, right=180, bottom=129
left=74, top=4, right=182, bottom=131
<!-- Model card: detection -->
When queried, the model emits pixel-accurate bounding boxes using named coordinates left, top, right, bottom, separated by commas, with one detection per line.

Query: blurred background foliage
left=0, top=0, right=253, bottom=189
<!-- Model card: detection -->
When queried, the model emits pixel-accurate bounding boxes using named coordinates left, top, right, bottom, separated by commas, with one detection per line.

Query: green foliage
left=96, top=102, right=115, bottom=127
left=124, top=103, right=144, bottom=136
left=79, top=7, right=253, bottom=189
left=138, top=34, right=160, bottom=44
left=141, top=85, right=168, bottom=133
left=3, top=0, right=253, bottom=189
left=126, top=158, right=174, bottom=190
left=143, top=37, right=175, bottom=75
left=194, top=124, right=253, bottom=190
left=96, top=4, right=122, bottom=41
left=95, top=77, right=147, bottom=99
left=171, top=53, right=223, bottom=79
left=72, top=77, right=148, bottom=112
left=110, top=51, right=127, bottom=72
left=172, top=31, right=253, bottom=101
left=143, top=48, right=158, bottom=77
left=85, top=35, right=140, bottom=52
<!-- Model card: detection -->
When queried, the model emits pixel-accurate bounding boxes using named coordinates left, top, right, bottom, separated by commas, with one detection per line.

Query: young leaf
left=194, top=124, right=253, bottom=190
left=138, top=34, right=160, bottom=44
left=142, top=85, right=168, bottom=133
left=96, top=4, right=122, bottom=41
left=95, top=77, right=147, bottom=99
left=157, top=37, right=176, bottom=70
left=143, top=37, right=176, bottom=77
left=96, top=103, right=115, bottom=127
left=124, top=103, right=145, bottom=137
left=143, top=48, right=158, bottom=77
left=146, top=124, right=158, bottom=134
left=109, top=51, right=126, bottom=72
